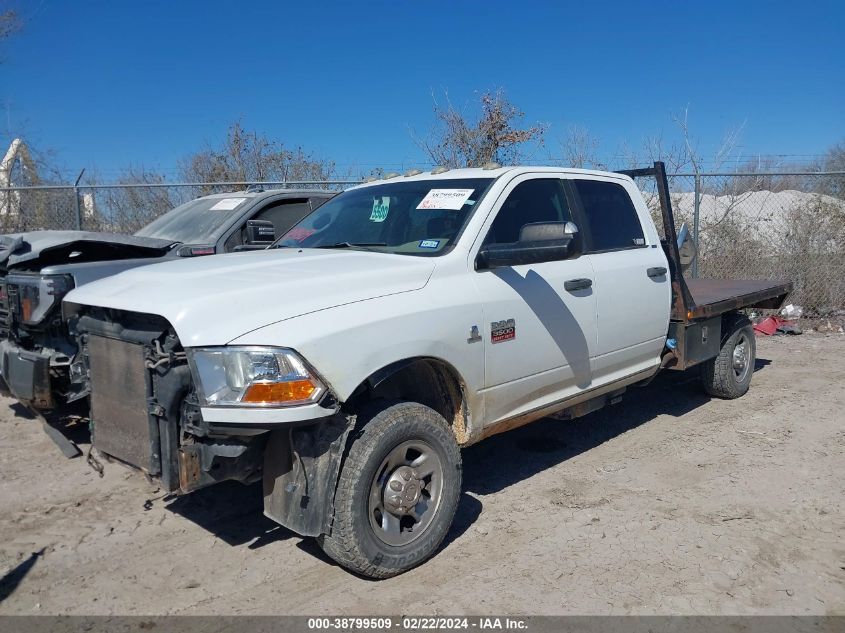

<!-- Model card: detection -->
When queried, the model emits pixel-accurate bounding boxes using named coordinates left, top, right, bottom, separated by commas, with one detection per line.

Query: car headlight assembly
left=188, top=347, right=327, bottom=407
left=6, top=273, right=75, bottom=325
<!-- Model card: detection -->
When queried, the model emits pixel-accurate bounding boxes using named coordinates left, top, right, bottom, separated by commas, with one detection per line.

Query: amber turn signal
left=241, top=380, right=317, bottom=404
left=21, top=297, right=34, bottom=323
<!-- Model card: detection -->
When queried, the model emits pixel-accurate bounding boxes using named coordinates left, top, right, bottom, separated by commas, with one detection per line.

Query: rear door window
left=572, top=180, right=645, bottom=252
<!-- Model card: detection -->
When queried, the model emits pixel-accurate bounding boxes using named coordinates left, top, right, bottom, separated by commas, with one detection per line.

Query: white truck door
left=471, top=176, right=597, bottom=426
left=569, top=177, right=670, bottom=385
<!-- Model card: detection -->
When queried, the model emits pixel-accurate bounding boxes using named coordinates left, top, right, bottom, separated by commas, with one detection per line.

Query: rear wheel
left=319, top=400, right=461, bottom=578
left=700, top=314, right=756, bottom=399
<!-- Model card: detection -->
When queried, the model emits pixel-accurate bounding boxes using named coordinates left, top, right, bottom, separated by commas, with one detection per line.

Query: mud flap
left=262, top=413, right=354, bottom=537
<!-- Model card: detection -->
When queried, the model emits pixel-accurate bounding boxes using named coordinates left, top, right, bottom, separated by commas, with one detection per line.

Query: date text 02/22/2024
left=306, top=616, right=529, bottom=630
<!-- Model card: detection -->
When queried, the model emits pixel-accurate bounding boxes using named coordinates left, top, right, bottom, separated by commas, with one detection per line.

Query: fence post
left=73, top=168, right=85, bottom=231
left=692, top=172, right=701, bottom=278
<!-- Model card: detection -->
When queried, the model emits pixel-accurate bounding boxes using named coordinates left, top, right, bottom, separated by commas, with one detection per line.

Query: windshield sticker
left=209, top=197, right=247, bottom=211
left=419, top=239, right=440, bottom=249
left=416, top=188, right=474, bottom=211
left=370, top=197, right=390, bottom=222
left=285, top=227, right=315, bottom=242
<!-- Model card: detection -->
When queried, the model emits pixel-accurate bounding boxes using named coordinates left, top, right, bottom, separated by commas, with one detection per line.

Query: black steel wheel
left=700, top=314, right=756, bottom=399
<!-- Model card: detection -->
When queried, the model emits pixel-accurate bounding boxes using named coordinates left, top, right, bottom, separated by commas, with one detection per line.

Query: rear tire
left=700, top=314, right=756, bottom=399
left=319, top=400, right=461, bottom=578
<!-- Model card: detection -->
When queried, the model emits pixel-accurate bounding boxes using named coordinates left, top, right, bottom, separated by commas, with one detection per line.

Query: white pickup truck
left=63, top=162, right=791, bottom=578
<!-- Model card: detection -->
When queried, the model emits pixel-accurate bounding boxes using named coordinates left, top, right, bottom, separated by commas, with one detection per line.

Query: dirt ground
left=0, top=334, right=843, bottom=616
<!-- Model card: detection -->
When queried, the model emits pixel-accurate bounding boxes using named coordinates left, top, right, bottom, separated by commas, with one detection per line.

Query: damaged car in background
left=0, top=189, right=334, bottom=453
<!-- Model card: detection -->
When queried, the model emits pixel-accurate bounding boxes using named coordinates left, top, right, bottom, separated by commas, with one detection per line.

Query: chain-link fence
left=0, top=181, right=358, bottom=235
left=637, top=172, right=845, bottom=316
left=3, top=171, right=844, bottom=314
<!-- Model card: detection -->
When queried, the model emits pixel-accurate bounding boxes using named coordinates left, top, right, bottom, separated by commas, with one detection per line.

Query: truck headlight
left=187, top=347, right=326, bottom=407
left=6, top=273, right=75, bottom=325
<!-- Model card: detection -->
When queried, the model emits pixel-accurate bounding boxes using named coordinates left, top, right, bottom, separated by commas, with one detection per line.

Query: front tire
left=700, top=314, right=756, bottom=399
left=319, top=401, right=462, bottom=578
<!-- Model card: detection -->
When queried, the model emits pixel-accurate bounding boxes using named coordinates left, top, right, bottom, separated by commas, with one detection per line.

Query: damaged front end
left=74, top=309, right=265, bottom=492
left=72, top=307, right=354, bottom=538
left=0, top=231, right=176, bottom=411
left=0, top=272, right=78, bottom=410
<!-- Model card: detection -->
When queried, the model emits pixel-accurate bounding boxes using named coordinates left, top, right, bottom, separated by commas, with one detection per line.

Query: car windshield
left=274, top=178, right=495, bottom=256
left=134, top=195, right=251, bottom=243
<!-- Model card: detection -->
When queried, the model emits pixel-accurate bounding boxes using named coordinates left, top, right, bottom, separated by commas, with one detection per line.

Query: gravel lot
left=0, top=334, right=843, bottom=615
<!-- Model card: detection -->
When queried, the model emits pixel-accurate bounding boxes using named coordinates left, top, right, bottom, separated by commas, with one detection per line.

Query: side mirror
left=176, top=244, right=216, bottom=257
left=676, top=223, right=697, bottom=272
left=476, top=221, right=581, bottom=270
left=245, top=219, right=276, bottom=245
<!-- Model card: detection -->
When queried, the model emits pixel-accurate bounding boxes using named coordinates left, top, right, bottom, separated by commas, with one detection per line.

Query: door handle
left=647, top=267, right=668, bottom=278
left=564, top=278, right=592, bottom=292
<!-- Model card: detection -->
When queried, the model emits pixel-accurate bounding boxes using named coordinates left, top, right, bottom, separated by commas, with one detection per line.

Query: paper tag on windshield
left=209, top=197, right=247, bottom=211
left=416, top=189, right=474, bottom=211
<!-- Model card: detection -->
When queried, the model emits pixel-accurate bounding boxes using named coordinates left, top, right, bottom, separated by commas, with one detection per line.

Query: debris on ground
left=753, top=315, right=801, bottom=336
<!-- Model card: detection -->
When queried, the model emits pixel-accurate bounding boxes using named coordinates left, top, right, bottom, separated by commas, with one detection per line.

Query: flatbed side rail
left=616, top=162, right=696, bottom=322
left=685, top=279, right=793, bottom=320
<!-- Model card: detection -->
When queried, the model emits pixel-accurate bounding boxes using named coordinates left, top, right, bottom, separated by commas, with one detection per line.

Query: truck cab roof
left=351, top=166, right=634, bottom=189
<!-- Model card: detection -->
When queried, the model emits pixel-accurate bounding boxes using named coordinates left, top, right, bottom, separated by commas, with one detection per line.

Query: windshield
left=275, top=178, right=494, bottom=255
left=134, top=195, right=251, bottom=243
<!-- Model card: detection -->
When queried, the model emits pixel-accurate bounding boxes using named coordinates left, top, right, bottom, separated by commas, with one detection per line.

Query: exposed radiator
left=88, top=334, right=159, bottom=474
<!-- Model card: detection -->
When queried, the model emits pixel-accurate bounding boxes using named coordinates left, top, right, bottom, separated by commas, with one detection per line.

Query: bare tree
left=84, top=166, right=176, bottom=233
left=179, top=121, right=335, bottom=194
left=674, top=107, right=745, bottom=175
left=616, top=108, right=749, bottom=236
left=822, top=140, right=845, bottom=171
left=561, top=125, right=605, bottom=169
left=623, top=106, right=746, bottom=175
left=0, top=8, right=19, bottom=41
left=413, top=90, right=547, bottom=168
left=0, top=6, right=20, bottom=65
left=718, top=156, right=810, bottom=194
left=816, top=139, right=845, bottom=199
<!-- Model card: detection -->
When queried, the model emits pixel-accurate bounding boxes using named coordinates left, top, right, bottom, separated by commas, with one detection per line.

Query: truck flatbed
left=619, top=163, right=792, bottom=371
left=618, top=164, right=792, bottom=325
left=680, top=278, right=793, bottom=321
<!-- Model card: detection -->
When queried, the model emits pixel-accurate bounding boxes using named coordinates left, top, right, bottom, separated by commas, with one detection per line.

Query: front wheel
left=319, top=400, right=462, bottom=578
left=700, top=314, right=756, bottom=399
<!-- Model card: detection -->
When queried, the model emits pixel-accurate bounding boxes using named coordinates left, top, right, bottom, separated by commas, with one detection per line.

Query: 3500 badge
left=491, top=318, right=516, bottom=343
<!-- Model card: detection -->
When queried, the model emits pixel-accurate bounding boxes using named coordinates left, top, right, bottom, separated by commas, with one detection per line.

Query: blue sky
left=1, top=0, right=843, bottom=180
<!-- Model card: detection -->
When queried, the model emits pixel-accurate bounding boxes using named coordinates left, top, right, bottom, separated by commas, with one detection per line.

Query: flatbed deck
left=622, top=162, right=792, bottom=370
left=681, top=278, right=793, bottom=321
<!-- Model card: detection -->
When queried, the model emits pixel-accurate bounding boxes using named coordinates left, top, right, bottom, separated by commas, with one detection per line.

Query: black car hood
left=0, top=231, right=178, bottom=271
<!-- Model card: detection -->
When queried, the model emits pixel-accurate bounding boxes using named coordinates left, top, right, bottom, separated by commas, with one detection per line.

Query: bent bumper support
left=263, top=412, right=356, bottom=537
left=29, top=407, right=82, bottom=458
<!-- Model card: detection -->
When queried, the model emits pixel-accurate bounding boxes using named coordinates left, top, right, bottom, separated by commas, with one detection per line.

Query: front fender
left=229, top=286, right=485, bottom=424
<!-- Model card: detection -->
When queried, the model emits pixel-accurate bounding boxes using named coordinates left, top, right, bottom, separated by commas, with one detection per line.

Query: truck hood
left=0, top=231, right=177, bottom=271
left=64, top=248, right=436, bottom=346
